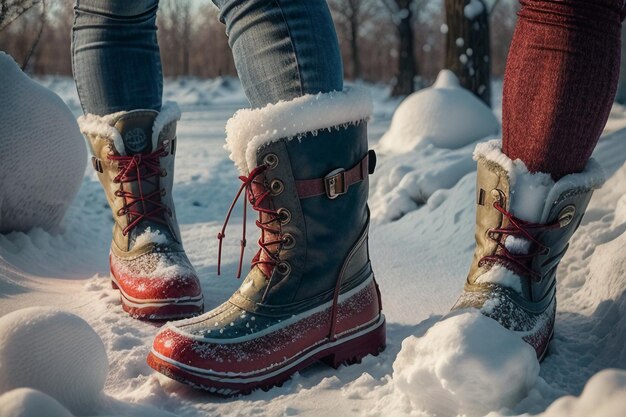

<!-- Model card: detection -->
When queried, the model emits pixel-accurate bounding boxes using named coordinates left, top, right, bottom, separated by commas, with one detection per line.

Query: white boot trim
left=474, top=139, right=605, bottom=223
left=224, top=87, right=373, bottom=174
left=78, top=101, right=181, bottom=155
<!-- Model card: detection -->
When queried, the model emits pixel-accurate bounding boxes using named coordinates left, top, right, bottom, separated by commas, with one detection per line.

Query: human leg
left=211, top=0, right=343, bottom=107
left=502, top=0, right=624, bottom=180
left=72, top=0, right=162, bottom=115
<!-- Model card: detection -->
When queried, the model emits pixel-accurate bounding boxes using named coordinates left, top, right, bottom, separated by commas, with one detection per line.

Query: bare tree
left=329, top=0, right=379, bottom=80
left=444, top=0, right=498, bottom=106
left=189, top=4, right=237, bottom=78
left=383, top=0, right=424, bottom=97
left=489, top=0, right=517, bottom=78
left=20, top=0, right=45, bottom=70
left=158, top=0, right=193, bottom=76
left=0, top=0, right=520, bottom=88
left=0, top=0, right=41, bottom=31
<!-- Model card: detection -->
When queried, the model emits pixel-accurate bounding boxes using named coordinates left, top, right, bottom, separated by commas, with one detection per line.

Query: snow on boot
left=147, top=89, right=386, bottom=395
left=453, top=140, right=605, bottom=359
left=78, top=103, right=203, bottom=320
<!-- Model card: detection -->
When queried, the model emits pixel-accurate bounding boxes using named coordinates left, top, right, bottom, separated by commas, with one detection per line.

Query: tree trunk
left=349, top=14, right=362, bottom=80
left=444, top=0, right=491, bottom=106
left=616, top=25, right=626, bottom=104
left=391, top=0, right=417, bottom=97
left=20, top=0, right=46, bottom=71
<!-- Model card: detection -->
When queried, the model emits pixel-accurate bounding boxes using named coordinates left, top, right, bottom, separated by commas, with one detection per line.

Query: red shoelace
left=108, top=147, right=169, bottom=236
left=217, top=165, right=282, bottom=278
left=478, top=200, right=561, bottom=281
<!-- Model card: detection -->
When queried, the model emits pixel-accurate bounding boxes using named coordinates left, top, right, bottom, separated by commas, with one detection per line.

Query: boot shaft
left=78, top=104, right=182, bottom=254
left=222, top=88, right=375, bottom=315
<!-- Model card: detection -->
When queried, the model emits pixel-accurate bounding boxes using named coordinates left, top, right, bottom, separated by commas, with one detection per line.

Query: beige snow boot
left=453, top=140, right=604, bottom=359
left=79, top=103, right=203, bottom=320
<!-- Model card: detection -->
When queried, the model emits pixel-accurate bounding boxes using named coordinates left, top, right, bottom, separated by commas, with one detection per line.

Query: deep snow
left=0, top=74, right=625, bottom=417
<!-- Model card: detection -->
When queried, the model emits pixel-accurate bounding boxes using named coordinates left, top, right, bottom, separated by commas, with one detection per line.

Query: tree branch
left=20, top=0, right=45, bottom=71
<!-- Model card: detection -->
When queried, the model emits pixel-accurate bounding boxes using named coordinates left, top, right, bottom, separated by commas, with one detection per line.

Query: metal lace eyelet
left=281, top=233, right=296, bottom=249
left=117, top=208, right=127, bottom=216
left=270, top=179, right=284, bottom=196
left=114, top=190, right=123, bottom=197
left=276, top=261, right=291, bottom=276
left=277, top=208, right=291, bottom=225
left=160, top=169, right=167, bottom=177
left=161, top=189, right=166, bottom=196
left=558, top=205, right=576, bottom=227
left=263, top=153, right=279, bottom=170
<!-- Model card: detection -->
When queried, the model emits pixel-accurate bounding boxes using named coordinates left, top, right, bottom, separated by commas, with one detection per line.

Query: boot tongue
left=113, top=110, right=158, bottom=155
left=112, top=110, right=174, bottom=248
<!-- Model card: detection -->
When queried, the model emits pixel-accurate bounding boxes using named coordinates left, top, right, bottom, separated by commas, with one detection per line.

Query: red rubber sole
left=111, top=279, right=203, bottom=321
left=147, top=316, right=386, bottom=396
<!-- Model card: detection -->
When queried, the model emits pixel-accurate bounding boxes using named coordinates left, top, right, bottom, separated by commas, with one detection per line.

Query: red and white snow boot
left=453, top=140, right=604, bottom=359
left=147, top=89, right=385, bottom=395
left=79, top=103, right=203, bottom=320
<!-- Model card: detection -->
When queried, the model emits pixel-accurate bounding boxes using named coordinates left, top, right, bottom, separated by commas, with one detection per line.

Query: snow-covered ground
left=1, top=75, right=626, bottom=417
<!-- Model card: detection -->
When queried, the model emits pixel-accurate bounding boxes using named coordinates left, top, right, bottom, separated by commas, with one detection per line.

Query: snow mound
left=392, top=310, right=539, bottom=417
left=0, top=307, right=108, bottom=415
left=0, top=388, right=75, bottom=417
left=369, top=142, right=476, bottom=222
left=0, top=52, right=87, bottom=234
left=379, top=69, right=499, bottom=152
left=533, top=370, right=626, bottom=417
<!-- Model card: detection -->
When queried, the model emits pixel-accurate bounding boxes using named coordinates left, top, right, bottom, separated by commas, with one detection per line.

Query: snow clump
left=379, top=69, right=499, bottom=153
left=0, top=388, right=75, bottom=417
left=392, top=309, right=539, bottom=417
left=464, top=0, right=485, bottom=19
left=0, top=307, right=108, bottom=415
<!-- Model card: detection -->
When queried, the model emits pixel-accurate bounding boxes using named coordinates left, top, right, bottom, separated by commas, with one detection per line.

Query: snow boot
left=147, top=89, right=385, bottom=395
left=452, top=140, right=604, bottom=359
left=78, top=103, right=203, bottom=320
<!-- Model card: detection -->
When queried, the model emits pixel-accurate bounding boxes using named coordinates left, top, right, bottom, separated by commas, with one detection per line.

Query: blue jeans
left=71, top=0, right=343, bottom=115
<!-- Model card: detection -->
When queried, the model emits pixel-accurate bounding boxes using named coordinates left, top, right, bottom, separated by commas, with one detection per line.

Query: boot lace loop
left=479, top=201, right=561, bottom=281
left=217, top=165, right=282, bottom=278
left=108, top=147, right=169, bottom=236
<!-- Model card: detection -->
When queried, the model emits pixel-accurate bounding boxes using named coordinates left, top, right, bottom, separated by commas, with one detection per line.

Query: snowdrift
left=0, top=53, right=86, bottom=234
left=371, top=70, right=498, bottom=223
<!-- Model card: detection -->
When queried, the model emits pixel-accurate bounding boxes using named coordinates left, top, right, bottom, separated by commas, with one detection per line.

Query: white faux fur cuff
left=78, top=101, right=181, bottom=155
left=474, top=139, right=605, bottom=223
left=224, top=87, right=373, bottom=174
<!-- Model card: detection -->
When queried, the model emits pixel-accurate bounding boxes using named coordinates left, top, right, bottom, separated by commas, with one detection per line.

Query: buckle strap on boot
left=296, top=150, right=376, bottom=199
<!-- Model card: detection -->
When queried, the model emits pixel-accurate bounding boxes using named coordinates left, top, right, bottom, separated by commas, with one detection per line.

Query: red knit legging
left=503, top=0, right=625, bottom=180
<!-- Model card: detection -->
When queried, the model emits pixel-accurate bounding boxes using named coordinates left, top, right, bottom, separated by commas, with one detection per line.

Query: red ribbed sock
left=502, top=0, right=625, bottom=180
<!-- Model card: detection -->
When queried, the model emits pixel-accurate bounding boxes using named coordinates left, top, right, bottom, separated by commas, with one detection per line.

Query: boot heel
left=321, top=318, right=386, bottom=369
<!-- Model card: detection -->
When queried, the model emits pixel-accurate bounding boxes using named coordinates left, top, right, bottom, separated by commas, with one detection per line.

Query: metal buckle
left=324, top=168, right=346, bottom=199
